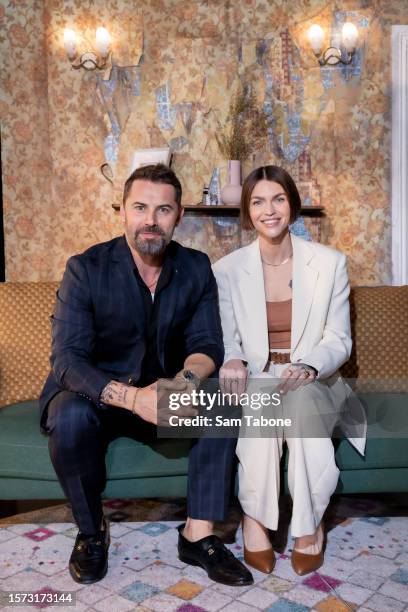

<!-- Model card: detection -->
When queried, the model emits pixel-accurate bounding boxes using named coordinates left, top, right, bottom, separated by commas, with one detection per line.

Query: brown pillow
left=0, top=282, right=59, bottom=407
left=341, top=286, right=408, bottom=392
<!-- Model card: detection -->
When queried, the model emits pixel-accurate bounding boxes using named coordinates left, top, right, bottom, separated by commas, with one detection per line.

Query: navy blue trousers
left=46, top=391, right=237, bottom=534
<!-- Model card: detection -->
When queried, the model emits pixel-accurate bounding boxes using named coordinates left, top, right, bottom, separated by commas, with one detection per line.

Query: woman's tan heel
left=244, top=545, right=276, bottom=574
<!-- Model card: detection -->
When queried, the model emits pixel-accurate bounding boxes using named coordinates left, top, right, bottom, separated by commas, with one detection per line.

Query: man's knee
left=46, top=391, right=99, bottom=439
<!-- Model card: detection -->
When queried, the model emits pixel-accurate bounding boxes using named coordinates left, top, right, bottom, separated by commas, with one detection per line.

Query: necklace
left=261, top=253, right=293, bottom=267
left=145, top=271, right=161, bottom=289
left=146, top=277, right=159, bottom=289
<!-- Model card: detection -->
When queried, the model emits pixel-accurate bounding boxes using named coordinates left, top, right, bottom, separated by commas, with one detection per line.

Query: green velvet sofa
left=0, top=282, right=407, bottom=502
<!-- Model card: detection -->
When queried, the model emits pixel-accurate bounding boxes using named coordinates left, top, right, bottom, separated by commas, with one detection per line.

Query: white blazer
left=213, top=233, right=366, bottom=454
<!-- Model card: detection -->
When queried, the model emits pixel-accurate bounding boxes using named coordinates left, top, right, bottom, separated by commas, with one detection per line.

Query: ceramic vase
left=220, top=160, right=242, bottom=205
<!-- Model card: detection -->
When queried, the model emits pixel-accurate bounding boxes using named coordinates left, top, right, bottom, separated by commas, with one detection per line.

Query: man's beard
left=132, top=225, right=168, bottom=256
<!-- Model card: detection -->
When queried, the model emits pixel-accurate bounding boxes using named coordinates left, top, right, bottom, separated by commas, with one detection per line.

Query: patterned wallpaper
left=1, top=0, right=408, bottom=284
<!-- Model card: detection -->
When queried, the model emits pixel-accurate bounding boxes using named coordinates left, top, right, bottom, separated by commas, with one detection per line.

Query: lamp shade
left=63, top=28, right=77, bottom=58
left=342, top=22, right=359, bottom=52
left=307, top=24, right=325, bottom=54
left=95, top=27, right=111, bottom=57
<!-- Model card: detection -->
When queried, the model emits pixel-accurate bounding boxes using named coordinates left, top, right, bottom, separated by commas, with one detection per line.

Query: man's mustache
left=136, top=225, right=165, bottom=236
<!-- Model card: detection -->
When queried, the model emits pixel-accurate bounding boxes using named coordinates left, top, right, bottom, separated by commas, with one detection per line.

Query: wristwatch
left=182, top=369, right=201, bottom=388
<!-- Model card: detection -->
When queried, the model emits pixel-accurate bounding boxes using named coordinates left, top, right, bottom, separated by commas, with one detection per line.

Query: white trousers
left=236, top=359, right=341, bottom=537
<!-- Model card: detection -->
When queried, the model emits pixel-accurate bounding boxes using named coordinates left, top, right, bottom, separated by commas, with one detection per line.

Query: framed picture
left=129, top=147, right=171, bottom=173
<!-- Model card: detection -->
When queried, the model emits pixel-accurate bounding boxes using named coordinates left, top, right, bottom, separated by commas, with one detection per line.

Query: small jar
left=202, top=186, right=210, bottom=205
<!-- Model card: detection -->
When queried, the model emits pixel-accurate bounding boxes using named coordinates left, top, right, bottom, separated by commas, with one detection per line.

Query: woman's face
left=248, top=180, right=291, bottom=240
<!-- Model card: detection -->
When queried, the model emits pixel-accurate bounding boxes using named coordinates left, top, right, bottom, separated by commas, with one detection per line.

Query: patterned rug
left=0, top=496, right=407, bottom=611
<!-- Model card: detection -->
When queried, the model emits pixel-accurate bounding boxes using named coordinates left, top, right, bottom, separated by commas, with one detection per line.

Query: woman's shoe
left=242, top=514, right=276, bottom=573
left=244, top=545, right=276, bottom=574
left=291, top=548, right=323, bottom=576
left=291, top=522, right=324, bottom=576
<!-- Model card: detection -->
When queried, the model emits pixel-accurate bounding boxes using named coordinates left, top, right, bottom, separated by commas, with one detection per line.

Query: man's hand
left=157, top=376, right=199, bottom=425
left=219, top=359, right=248, bottom=404
left=100, top=381, right=160, bottom=424
left=278, top=363, right=317, bottom=395
left=133, top=380, right=198, bottom=426
left=174, top=369, right=201, bottom=395
left=100, top=377, right=199, bottom=427
left=131, top=382, right=159, bottom=424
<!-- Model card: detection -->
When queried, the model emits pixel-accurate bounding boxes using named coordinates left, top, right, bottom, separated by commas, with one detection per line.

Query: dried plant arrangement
left=215, top=83, right=269, bottom=162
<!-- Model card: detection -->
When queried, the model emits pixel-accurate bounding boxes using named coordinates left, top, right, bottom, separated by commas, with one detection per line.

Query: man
left=39, top=164, right=253, bottom=587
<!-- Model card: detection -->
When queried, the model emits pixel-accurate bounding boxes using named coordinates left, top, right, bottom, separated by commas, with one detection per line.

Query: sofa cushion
left=278, top=392, right=408, bottom=471
left=2, top=399, right=408, bottom=485
left=335, top=438, right=408, bottom=471
left=0, top=282, right=59, bottom=407
left=334, top=392, right=408, bottom=470
left=0, top=401, right=190, bottom=481
left=341, top=286, right=408, bottom=392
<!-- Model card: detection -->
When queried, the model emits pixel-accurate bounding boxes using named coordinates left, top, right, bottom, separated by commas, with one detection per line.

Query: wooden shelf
left=112, top=203, right=324, bottom=216
left=182, top=205, right=324, bottom=216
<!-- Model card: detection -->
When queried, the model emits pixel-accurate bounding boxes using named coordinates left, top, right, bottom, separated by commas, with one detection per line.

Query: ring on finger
left=226, top=379, right=236, bottom=393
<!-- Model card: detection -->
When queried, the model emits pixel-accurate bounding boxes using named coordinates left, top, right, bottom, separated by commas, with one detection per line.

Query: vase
left=220, top=160, right=242, bottom=205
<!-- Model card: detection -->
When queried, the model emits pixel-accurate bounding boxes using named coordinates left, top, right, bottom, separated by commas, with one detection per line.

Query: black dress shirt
left=132, top=252, right=174, bottom=387
left=127, top=243, right=220, bottom=387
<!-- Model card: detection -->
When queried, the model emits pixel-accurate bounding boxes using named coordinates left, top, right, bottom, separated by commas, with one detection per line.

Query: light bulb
left=342, top=22, right=358, bottom=53
left=95, top=27, right=111, bottom=58
left=63, top=28, right=77, bottom=59
left=307, top=24, right=325, bottom=54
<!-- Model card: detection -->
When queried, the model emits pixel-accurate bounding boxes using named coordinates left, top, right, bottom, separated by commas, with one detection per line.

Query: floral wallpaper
left=1, top=0, right=408, bottom=284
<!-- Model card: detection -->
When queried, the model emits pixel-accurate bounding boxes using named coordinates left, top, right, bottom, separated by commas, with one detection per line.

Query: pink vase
left=221, top=160, right=242, bottom=205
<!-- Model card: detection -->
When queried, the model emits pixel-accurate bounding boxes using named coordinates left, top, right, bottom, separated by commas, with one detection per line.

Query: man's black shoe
left=177, top=524, right=253, bottom=586
left=69, top=518, right=110, bottom=584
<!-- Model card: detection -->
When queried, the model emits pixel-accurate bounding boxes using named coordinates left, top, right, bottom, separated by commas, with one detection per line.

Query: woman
left=213, top=166, right=365, bottom=576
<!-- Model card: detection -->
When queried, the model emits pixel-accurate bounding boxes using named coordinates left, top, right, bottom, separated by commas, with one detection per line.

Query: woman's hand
left=278, top=363, right=317, bottom=395
left=219, top=359, right=249, bottom=402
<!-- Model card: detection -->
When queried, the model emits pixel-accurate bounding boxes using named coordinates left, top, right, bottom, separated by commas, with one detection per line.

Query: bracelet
left=295, top=362, right=318, bottom=377
left=131, top=387, right=140, bottom=415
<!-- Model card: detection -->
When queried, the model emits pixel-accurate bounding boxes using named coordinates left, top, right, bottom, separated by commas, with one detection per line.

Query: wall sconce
left=63, top=27, right=111, bottom=70
left=307, top=22, right=359, bottom=66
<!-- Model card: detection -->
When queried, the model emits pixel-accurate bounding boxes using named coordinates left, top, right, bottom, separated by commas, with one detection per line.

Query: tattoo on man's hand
left=101, top=382, right=128, bottom=405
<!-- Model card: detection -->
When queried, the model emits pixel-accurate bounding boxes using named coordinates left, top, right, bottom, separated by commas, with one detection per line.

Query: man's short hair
left=122, top=164, right=182, bottom=207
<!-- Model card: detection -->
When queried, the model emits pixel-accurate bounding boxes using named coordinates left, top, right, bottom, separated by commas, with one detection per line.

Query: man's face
left=121, top=179, right=183, bottom=257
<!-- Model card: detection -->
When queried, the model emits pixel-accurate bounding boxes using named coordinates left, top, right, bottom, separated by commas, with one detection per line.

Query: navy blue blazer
left=39, top=236, right=224, bottom=433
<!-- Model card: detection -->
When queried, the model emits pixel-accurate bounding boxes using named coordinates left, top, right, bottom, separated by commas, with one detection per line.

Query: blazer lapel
left=291, top=233, right=319, bottom=353
left=239, top=239, right=269, bottom=368
left=111, top=236, right=146, bottom=327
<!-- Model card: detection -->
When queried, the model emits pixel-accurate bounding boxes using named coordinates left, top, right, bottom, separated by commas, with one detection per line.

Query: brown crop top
left=266, top=299, right=292, bottom=350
